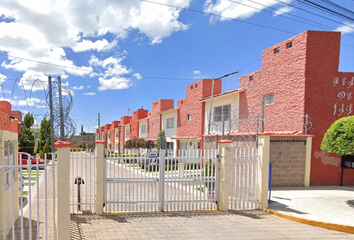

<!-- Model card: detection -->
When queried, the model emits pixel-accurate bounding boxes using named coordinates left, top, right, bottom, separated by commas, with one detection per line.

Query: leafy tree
left=19, top=113, right=35, bottom=154
left=321, top=116, right=354, bottom=156
left=156, top=130, right=167, bottom=150
left=38, top=118, right=51, bottom=158
left=145, top=140, right=156, bottom=149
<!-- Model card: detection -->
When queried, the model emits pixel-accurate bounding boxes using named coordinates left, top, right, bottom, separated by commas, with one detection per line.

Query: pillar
left=217, top=140, right=232, bottom=212
left=95, top=141, right=104, bottom=214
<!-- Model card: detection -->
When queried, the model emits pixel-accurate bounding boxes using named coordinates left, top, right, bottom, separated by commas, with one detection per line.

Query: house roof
left=199, top=88, right=244, bottom=102
left=156, top=107, right=178, bottom=115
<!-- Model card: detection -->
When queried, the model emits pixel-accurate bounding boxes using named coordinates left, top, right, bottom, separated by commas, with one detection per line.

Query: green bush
left=184, top=163, right=201, bottom=170
left=202, top=159, right=216, bottom=193
left=321, top=116, right=354, bottom=156
left=70, top=148, right=84, bottom=152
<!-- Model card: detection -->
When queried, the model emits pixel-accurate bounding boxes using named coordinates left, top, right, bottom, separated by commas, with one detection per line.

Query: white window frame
left=264, top=93, right=275, bottom=105
left=187, top=114, right=191, bottom=121
left=213, top=104, right=231, bottom=122
left=141, top=125, right=147, bottom=133
left=166, top=118, right=174, bottom=129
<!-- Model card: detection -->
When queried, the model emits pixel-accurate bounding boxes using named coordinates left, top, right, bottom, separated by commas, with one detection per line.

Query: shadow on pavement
left=269, top=201, right=308, bottom=215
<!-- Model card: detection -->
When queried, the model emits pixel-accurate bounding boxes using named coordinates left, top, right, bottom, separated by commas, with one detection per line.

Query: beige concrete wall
left=270, top=137, right=307, bottom=187
left=0, top=129, right=19, bottom=237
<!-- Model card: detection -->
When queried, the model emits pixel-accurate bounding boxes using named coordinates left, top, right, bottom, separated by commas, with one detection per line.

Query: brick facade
left=147, top=99, right=174, bottom=140
left=177, top=79, right=221, bottom=148
left=270, top=137, right=307, bottom=187
left=130, top=109, right=148, bottom=139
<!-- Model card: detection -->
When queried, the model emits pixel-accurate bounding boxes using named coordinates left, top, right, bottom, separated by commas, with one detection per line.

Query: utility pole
left=48, top=76, right=55, bottom=157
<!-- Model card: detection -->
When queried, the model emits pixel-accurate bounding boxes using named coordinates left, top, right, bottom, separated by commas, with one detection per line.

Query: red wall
left=131, top=109, right=148, bottom=139
left=147, top=99, right=174, bottom=140
left=177, top=79, right=221, bottom=144
left=120, top=116, right=132, bottom=149
left=240, top=30, right=354, bottom=185
left=303, top=31, right=354, bottom=185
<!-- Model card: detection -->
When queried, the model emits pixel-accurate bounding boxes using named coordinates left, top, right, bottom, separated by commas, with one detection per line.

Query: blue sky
left=0, top=0, right=353, bottom=133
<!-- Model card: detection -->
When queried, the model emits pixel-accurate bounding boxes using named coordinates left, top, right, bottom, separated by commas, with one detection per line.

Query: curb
left=263, top=209, right=354, bottom=234
left=103, top=210, right=222, bottom=216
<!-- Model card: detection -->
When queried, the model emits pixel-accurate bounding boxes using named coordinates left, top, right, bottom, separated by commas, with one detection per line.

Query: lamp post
left=208, top=71, right=238, bottom=135
left=118, top=125, right=121, bottom=156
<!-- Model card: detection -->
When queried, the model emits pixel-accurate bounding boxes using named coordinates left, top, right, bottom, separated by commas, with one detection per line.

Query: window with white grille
left=213, top=104, right=231, bottom=122
left=141, top=125, right=147, bottom=133
left=167, top=118, right=174, bottom=129
left=264, top=93, right=274, bottom=105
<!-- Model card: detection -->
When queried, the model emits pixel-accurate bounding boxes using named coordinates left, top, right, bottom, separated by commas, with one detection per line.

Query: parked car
left=18, top=152, right=45, bottom=168
left=138, top=151, right=178, bottom=168
left=138, top=151, right=159, bottom=169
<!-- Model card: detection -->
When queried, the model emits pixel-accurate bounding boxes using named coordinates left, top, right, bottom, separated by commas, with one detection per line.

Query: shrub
left=184, top=163, right=201, bottom=170
left=321, top=116, right=354, bottom=156
left=70, top=148, right=84, bottom=152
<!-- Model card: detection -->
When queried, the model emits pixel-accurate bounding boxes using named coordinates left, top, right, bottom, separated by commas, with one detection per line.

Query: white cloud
left=0, top=73, right=7, bottom=84
left=204, top=0, right=292, bottom=22
left=133, top=73, right=142, bottom=80
left=0, top=0, right=191, bottom=80
left=87, top=85, right=91, bottom=88
left=18, top=70, right=48, bottom=92
left=72, top=39, right=118, bottom=52
left=14, top=97, right=47, bottom=108
left=335, top=22, right=354, bottom=35
left=98, top=77, right=132, bottom=91
left=72, top=85, right=84, bottom=90
left=84, top=92, right=96, bottom=96
left=193, top=70, right=201, bottom=74
left=273, top=6, right=294, bottom=16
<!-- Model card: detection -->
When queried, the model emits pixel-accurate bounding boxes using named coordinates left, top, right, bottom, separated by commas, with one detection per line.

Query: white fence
left=229, top=147, right=258, bottom=210
left=0, top=153, right=56, bottom=240
left=104, top=149, right=218, bottom=212
left=70, top=150, right=96, bottom=214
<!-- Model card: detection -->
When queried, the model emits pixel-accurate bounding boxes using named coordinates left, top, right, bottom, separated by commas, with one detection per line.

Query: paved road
left=70, top=210, right=354, bottom=240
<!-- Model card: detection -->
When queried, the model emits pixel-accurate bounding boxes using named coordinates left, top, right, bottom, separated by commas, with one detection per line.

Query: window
left=167, top=118, right=174, bottom=129
left=167, top=142, right=174, bottom=150
left=108, top=133, right=110, bottom=140
left=286, top=42, right=293, bottom=48
left=274, top=47, right=280, bottom=53
left=4, top=141, right=15, bottom=186
left=249, top=75, right=254, bottom=81
left=115, top=130, right=118, bottom=138
left=187, top=114, right=191, bottom=121
left=142, top=125, right=147, bottom=133
left=264, top=94, right=275, bottom=105
left=126, top=128, right=130, bottom=136
left=213, top=104, right=231, bottom=122
left=152, top=123, right=155, bottom=128
left=133, top=128, right=135, bottom=132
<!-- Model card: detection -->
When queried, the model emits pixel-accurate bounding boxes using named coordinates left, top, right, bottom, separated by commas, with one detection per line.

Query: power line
left=230, top=0, right=354, bottom=39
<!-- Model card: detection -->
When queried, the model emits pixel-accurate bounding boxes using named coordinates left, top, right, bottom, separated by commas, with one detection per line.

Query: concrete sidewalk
left=70, top=210, right=352, bottom=240
left=268, top=186, right=354, bottom=232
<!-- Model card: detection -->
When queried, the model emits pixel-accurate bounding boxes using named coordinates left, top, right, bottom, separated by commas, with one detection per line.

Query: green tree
left=38, top=118, right=52, bottom=159
left=19, top=113, right=35, bottom=154
left=156, top=130, right=167, bottom=150
left=321, top=116, right=354, bottom=156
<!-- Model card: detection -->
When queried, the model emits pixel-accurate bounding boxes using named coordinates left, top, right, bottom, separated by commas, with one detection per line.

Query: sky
left=0, top=0, right=353, bottom=134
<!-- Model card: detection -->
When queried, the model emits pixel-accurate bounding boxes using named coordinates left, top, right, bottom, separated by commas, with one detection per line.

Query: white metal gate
left=229, top=146, right=258, bottom=210
left=104, top=149, right=218, bottom=212
left=1, top=153, right=56, bottom=240
left=70, top=149, right=96, bottom=214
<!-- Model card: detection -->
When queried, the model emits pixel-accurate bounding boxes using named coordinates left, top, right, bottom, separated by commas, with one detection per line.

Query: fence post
left=95, top=141, right=105, bottom=215
left=257, top=134, right=270, bottom=209
left=217, top=140, right=232, bottom=211
left=304, top=136, right=313, bottom=187
left=55, top=140, right=74, bottom=240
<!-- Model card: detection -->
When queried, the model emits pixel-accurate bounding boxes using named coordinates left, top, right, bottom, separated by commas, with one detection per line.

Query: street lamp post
left=118, top=125, right=122, bottom=156
left=208, top=72, right=238, bottom=135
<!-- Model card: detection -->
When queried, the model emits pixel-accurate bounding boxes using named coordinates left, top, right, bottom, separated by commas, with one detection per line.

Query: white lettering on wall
left=333, top=76, right=354, bottom=116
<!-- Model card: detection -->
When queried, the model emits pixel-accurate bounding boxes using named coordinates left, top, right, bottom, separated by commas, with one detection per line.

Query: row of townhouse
left=97, top=30, right=354, bottom=186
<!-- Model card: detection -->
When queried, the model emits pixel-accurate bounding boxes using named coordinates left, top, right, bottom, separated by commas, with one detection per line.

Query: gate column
left=55, top=140, right=74, bottom=240
left=257, top=134, right=270, bottom=209
left=95, top=141, right=105, bottom=214
left=218, top=140, right=232, bottom=211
